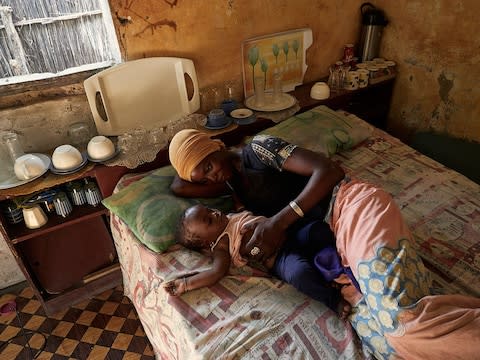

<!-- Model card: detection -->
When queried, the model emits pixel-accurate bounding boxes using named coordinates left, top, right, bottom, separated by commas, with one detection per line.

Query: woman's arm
left=244, top=147, right=345, bottom=262
left=170, top=174, right=230, bottom=198
left=163, top=240, right=231, bottom=296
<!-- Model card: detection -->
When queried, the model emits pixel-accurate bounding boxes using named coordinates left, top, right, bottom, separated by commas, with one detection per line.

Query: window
left=0, top=0, right=120, bottom=85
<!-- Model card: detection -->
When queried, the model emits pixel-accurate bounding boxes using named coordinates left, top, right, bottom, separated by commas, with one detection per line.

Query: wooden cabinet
left=0, top=163, right=123, bottom=316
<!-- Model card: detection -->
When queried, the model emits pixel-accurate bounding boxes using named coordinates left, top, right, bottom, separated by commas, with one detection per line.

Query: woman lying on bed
left=168, top=129, right=480, bottom=360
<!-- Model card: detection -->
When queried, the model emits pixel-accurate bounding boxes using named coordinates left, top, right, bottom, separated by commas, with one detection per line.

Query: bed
left=104, top=105, right=480, bottom=359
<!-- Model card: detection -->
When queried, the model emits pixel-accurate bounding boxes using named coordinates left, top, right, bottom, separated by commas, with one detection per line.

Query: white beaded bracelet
left=289, top=200, right=304, bottom=218
left=183, top=277, right=189, bottom=292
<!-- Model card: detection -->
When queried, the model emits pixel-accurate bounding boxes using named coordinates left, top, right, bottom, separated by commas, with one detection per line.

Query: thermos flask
left=358, top=2, right=388, bottom=62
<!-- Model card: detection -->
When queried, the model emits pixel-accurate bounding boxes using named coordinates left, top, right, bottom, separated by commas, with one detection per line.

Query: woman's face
left=190, top=151, right=234, bottom=184
left=184, top=204, right=228, bottom=246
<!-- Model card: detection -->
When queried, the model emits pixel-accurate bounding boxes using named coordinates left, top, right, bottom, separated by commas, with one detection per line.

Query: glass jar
left=272, top=73, right=283, bottom=104
left=253, top=76, right=266, bottom=107
left=68, top=122, right=92, bottom=152
left=2, top=132, right=25, bottom=163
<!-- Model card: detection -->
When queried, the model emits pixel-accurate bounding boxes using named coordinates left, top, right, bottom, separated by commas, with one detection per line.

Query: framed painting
left=241, top=28, right=313, bottom=99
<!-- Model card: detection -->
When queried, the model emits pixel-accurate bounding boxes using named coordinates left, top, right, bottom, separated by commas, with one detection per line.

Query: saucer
left=0, top=153, right=51, bottom=190
left=196, top=115, right=234, bottom=130
left=230, top=108, right=256, bottom=125
left=204, top=117, right=233, bottom=130
left=87, top=148, right=120, bottom=163
left=50, top=152, right=88, bottom=175
left=245, top=93, right=296, bottom=112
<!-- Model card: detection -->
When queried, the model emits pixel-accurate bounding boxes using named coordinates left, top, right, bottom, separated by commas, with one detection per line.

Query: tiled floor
left=0, top=284, right=154, bottom=360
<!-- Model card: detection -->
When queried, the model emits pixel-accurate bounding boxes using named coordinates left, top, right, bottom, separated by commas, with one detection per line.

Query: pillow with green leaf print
left=256, top=105, right=374, bottom=157
left=102, top=165, right=233, bottom=253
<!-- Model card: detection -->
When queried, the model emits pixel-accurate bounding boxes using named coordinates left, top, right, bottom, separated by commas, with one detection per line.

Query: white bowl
left=87, top=136, right=115, bottom=160
left=14, top=154, right=46, bottom=180
left=52, top=145, right=83, bottom=170
left=310, top=82, right=330, bottom=100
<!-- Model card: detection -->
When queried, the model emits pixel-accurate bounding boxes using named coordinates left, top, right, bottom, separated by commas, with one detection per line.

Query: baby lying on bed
left=163, top=204, right=351, bottom=318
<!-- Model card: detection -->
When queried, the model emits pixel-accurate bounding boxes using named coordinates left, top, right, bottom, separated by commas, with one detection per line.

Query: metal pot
left=358, top=2, right=389, bottom=62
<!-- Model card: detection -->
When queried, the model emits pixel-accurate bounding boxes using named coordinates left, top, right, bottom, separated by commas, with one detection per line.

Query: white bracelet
left=289, top=201, right=304, bottom=218
left=183, top=277, right=189, bottom=292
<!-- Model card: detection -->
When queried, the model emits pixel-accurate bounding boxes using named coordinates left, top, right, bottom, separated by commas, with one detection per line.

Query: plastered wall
left=1, top=0, right=479, bottom=288
left=376, top=0, right=480, bottom=141
left=111, top=0, right=360, bottom=87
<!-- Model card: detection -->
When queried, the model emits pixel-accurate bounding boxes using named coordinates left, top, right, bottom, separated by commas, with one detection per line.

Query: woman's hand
left=242, top=217, right=287, bottom=262
left=163, top=278, right=187, bottom=296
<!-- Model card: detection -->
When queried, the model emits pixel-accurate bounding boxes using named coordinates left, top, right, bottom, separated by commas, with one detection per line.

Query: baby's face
left=184, top=204, right=229, bottom=247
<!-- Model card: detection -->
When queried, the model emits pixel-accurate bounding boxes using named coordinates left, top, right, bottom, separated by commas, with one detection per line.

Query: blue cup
left=207, top=109, right=228, bottom=128
left=220, top=99, right=238, bottom=116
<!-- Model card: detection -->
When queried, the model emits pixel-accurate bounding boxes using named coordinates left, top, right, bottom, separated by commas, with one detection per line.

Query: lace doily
left=104, top=142, right=166, bottom=169
left=252, top=100, right=300, bottom=123
left=104, top=114, right=205, bottom=169
left=103, top=101, right=299, bottom=169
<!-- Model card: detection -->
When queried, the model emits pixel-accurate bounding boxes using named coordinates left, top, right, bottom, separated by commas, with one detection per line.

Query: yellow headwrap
left=169, top=129, right=225, bottom=181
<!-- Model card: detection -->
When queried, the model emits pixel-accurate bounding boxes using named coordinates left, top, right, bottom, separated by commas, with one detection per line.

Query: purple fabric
left=314, top=247, right=360, bottom=292
left=273, top=220, right=341, bottom=311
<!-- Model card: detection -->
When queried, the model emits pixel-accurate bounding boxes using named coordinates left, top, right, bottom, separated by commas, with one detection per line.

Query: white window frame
left=0, top=0, right=121, bottom=86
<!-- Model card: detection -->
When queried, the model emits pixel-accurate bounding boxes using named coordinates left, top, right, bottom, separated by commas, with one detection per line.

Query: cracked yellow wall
left=110, top=0, right=362, bottom=91
left=110, top=0, right=480, bottom=142
left=376, top=0, right=480, bottom=141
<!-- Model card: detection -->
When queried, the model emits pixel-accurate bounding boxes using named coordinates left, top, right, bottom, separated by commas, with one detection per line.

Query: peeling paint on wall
left=437, top=71, right=454, bottom=103
left=377, top=0, right=480, bottom=142
left=135, top=19, right=177, bottom=37
left=404, top=57, right=433, bottom=72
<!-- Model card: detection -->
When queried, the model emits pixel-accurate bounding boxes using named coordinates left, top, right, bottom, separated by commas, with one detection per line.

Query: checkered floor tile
left=0, top=285, right=154, bottom=360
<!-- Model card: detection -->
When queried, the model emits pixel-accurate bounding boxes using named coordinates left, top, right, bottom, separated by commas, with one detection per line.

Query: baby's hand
left=163, top=279, right=185, bottom=296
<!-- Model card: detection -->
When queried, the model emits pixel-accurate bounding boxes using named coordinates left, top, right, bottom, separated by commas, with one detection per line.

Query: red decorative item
left=343, top=44, right=355, bottom=62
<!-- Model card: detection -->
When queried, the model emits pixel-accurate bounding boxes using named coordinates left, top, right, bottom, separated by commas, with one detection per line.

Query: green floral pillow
left=102, top=166, right=233, bottom=253
left=255, top=105, right=373, bottom=156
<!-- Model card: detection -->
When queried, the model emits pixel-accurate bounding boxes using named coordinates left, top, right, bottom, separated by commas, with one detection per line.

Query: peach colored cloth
left=330, top=178, right=480, bottom=359
left=214, top=211, right=266, bottom=267
left=169, top=129, right=225, bottom=181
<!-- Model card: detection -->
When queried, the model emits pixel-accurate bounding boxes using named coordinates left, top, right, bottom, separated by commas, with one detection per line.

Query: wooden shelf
left=0, top=165, right=121, bottom=315
left=8, top=204, right=109, bottom=244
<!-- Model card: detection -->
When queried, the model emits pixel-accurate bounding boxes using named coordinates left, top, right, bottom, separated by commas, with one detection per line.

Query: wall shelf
left=8, top=205, right=109, bottom=244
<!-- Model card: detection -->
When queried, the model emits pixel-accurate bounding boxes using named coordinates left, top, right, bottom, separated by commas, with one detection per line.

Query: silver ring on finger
left=250, top=246, right=260, bottom=256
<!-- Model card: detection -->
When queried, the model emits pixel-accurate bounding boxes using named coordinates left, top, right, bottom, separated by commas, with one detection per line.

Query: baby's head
left=176, top=204, right=229, bottom=250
